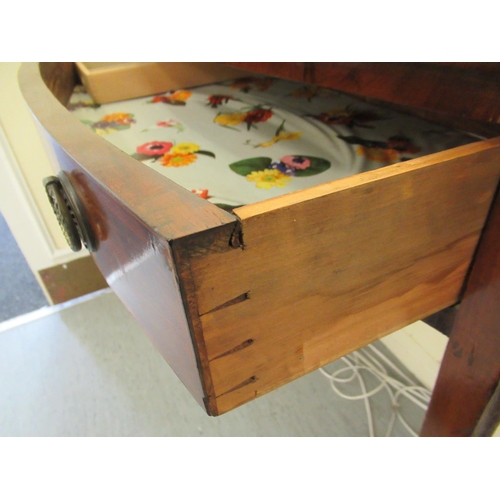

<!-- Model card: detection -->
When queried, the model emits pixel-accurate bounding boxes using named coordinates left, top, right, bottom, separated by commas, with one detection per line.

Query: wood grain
left=228, top=63, right=500, bottom=135
left=421, top=187, right=500, bottom=436
left=184, top=139, right=500, bottom=414
left=75, top=62, right=257, bottom=104
left=38, top=62, right=78, bottom=105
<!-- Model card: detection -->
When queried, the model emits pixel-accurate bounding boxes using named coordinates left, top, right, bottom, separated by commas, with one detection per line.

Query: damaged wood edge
left=229, top=218, right=244, bottom=249
left=170, top=220, right=244, bottom=416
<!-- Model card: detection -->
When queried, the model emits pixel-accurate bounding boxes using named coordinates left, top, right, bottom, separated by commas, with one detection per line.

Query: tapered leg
left=421, top=187, right=500, bottom=437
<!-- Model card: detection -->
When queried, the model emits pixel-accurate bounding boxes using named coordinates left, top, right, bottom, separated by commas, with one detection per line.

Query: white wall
left=0, top=62, right=88, bottom=280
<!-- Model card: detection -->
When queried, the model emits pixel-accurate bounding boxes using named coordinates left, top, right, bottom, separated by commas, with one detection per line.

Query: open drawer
left=19, top=63, right=500, bottom=416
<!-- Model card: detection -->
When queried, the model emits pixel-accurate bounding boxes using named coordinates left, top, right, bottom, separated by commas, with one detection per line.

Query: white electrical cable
left=319, top=344, right=432, bottom=437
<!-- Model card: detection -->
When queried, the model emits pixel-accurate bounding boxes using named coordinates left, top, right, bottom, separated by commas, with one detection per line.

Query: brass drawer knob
left=43, top=172, right=97, bottom=252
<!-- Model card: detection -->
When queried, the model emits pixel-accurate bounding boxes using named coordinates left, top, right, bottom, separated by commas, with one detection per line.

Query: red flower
left=243, top=108, right=273, bottom=130
left=151, top=96, right=171, bottom=103
left=191, top=189, right=210, bottom=199
left=207, top=94, right=233, bottom=108
left=136, top=141, right=173, bottom=156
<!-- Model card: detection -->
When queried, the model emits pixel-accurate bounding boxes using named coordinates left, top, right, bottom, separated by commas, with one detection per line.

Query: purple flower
left=271, top=161, right=295, bottom=176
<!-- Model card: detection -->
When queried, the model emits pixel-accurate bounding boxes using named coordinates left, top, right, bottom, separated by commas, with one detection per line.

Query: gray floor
left=0, top=289, right=426, bottom=437
left=0, top=212, right=49, bottom=322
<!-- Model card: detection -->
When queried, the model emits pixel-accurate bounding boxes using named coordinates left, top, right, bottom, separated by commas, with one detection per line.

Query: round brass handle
left=43, top=172, right=97, bottom=252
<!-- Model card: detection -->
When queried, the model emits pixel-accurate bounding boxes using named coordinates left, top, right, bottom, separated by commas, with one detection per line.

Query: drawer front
left=19, top=62, right=238, bottom=414
left=48, top=138, right=210, bottom=408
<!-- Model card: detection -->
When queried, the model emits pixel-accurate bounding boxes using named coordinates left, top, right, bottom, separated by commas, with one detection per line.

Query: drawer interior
left=21, top=63, right=500, bottom=415
left=66, top=72, right=481, bottom=211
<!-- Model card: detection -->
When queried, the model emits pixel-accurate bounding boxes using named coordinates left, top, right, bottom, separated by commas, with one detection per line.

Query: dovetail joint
left=229, top=222, right=243, bottom=249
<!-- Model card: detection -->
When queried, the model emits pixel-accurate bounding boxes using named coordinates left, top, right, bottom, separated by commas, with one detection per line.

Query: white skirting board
left=380, top=321, right=447, bottom=392
left=0, top=123, right=88, bottom=274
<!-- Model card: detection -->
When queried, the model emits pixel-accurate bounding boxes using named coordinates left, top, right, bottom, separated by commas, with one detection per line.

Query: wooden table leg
left=420, top=187, right=500, bottom=436
left=472, top=380, right=500, bottom=436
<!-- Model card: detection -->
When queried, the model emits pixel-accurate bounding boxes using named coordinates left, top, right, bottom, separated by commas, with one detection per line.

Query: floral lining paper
left=68, top=77, right=479, bottom=210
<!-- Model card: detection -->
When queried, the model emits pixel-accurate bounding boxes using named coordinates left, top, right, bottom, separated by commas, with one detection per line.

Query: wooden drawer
left=19, top=63, right=500, bottom=416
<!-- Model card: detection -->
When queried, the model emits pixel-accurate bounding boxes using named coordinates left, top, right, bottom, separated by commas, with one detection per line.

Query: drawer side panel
left=188, top=139, right=500, bottom=414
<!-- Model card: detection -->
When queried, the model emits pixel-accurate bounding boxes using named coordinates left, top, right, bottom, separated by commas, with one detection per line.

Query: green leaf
left=275, top=119, right=286, bottom=136
left=229, top=157, right=272, bottom=176
left=293, top=156, right=331, bottom=177
left=197, top=150, right=216, bottom=158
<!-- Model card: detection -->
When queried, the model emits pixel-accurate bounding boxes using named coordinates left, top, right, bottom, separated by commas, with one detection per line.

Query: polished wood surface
left=183, top=140, right=500, bottom=414
left=229, top=63, right=500, bottom=137
left=420, top=187, right=500, bottom=436
left=19, top=62, right=240, bottom=411
left=473, top=378, right=500, bottom=436
left=38, top=62, right=78, bottom=105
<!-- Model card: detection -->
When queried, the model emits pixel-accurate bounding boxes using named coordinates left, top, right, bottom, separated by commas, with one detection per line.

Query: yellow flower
left=102, top=112, right=132, bottom=123
left=171, top=142, right=200, bottom=154
left=246, top=169, right=291, bottom=189
left=356, top=146, right=400, bottom=164
left=94, top=128, right=112, bottom=136
left=214, top=112, right=246, bottom=127
left=170, top=90, right=192, bottom=101
left=257, top=130, right=303, bottom=148
left=161, top=153, right=197, bottom=167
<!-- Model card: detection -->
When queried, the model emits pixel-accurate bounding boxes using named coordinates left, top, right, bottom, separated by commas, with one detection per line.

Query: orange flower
left=161, top=153, right=197, bottom=167
left=191, top=189, right=210, bottom=199
left=170, top=90, right=192, bottom=101
left=357, top=146, right=400, bottom=164
left=101, top=112, right=134, bottom=124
